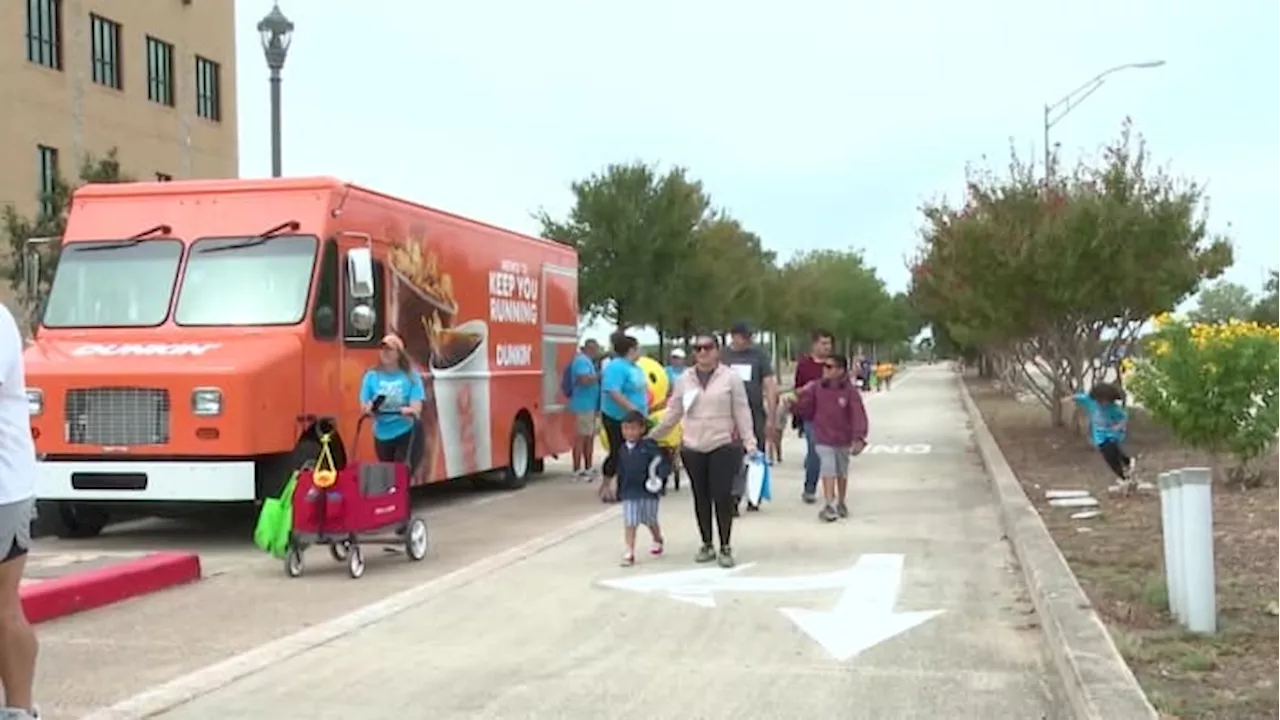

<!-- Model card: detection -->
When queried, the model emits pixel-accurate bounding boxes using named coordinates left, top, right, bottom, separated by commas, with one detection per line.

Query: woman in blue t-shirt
left=359, top=334, right=427, bottom=469
left=599, top=334, right=648, bottom=501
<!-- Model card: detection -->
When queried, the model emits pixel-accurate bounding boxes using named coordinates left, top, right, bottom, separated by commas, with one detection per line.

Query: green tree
left=773, top=249, right=905, bottom=356
left=1250, top=270, right=1278, bottom=325
left=1189, top=280, right=1256, bottom=324
left=910, top=122, right=1231, bottom=424
left=662, top=213, right=776, bottom=339
left=537, top=162, right=709, bottom=330
left=3, top=148, right=131, bottom=317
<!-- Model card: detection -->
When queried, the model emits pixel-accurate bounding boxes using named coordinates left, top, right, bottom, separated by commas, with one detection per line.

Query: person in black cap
left=720, top=321, right=777, bottom=513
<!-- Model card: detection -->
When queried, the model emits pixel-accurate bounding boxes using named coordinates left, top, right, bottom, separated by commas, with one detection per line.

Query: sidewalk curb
left=956, top=374, right=1158, bottom=720
left=22, top=552, right=202, bottom=624
left=83, top=505, right=621, bottom=720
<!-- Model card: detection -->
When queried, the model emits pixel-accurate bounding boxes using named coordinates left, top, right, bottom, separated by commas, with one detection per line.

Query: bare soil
left=966, top=376, right=1278, bottom=720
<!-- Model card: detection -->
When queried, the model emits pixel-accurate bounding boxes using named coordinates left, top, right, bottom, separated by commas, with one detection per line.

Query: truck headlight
left=26, top=389, right=42, bottom=417
left=192, top=387, right=223, bottom=416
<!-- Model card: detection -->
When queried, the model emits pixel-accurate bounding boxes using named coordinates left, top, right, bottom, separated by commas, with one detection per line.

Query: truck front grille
left=65, top=387, right=171, bottom=446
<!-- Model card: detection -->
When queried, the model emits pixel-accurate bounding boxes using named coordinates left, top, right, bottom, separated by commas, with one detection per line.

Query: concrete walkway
left=144, top=365, right=1062, bottom=719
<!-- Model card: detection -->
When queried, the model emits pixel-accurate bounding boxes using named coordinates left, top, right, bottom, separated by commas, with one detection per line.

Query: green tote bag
left=253, top=472, right=298, bottom=558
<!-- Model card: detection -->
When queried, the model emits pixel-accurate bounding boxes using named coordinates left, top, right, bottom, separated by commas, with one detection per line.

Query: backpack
left=560, top=360, right=576, bottom=399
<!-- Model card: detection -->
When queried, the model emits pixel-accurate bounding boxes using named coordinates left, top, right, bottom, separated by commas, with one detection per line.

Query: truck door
left=540, top=263, right=578, bottom=453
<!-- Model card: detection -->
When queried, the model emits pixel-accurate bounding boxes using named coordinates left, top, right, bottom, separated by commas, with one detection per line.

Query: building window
left=26, top=0, right=63, bottom=70
left=90, top=14, right=123, bottom=90
left=36, top=145, right=60, bottom=218
left=146, top=36, right=175, bottom=107
left=155, top=173, right=173, bottom=182
left=195, top=56, right=222, bottom=122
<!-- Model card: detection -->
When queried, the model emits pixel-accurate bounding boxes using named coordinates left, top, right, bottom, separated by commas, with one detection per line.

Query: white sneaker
left=0, top=706, right=39, bottom=719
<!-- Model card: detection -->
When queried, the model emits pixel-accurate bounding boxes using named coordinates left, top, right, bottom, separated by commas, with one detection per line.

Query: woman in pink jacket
left=650, top=334, right=758, bottom=568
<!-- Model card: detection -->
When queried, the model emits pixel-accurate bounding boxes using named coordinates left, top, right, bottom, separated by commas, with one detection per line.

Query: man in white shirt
left=0, top=303, right=40, bottom=719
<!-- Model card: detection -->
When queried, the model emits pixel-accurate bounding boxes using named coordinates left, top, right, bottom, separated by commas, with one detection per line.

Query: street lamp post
left=1043, top=60, right=1165, bottom=178
left=257, top=4, right=295, bottom=178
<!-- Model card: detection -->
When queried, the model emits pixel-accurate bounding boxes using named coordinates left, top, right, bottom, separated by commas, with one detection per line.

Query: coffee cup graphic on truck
left=430, top=319, right=493, bottom=477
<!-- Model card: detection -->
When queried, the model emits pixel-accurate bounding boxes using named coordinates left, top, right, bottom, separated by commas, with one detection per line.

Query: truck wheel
left=39, top=501, right=109, bottom=539
left=500, top=419, right=534, bottom=490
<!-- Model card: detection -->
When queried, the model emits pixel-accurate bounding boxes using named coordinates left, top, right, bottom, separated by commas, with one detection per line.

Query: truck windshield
left=42, top=240, right=183, bottom=328
left=174, top=235, right=318, bottom=326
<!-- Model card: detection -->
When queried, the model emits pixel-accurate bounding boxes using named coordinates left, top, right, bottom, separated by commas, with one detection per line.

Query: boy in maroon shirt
left=792, top=355, right=868, bottom=522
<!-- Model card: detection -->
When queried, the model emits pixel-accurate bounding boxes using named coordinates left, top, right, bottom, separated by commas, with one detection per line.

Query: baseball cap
left=669, top=348, right=686, bottom=359
left=729, top=321, right=752, bottom=337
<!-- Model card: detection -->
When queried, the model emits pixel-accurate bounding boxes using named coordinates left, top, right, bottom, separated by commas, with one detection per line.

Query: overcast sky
left=234, top=0, right=1278, bottom=341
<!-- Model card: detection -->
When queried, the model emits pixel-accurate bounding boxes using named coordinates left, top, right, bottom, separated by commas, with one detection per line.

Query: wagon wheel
left=347, top=545, right=366, bottom=579
left=285, top=546, right=304, bottom=578
left=329, top=539, right=351, bottom=562
left=406, top=518, right=428, bottom=562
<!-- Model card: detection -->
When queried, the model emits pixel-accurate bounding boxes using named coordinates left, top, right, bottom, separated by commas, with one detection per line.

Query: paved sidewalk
left=151, top=365, right=1062, bottom=719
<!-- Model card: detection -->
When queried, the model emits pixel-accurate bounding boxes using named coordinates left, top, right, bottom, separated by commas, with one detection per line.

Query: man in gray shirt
left=721, top=321, right=778, bottom=513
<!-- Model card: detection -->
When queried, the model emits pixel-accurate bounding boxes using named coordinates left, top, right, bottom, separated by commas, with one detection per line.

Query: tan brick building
left=0, top=0, right=239, bottom=218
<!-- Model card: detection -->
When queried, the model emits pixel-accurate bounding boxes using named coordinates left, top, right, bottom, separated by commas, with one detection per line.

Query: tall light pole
left=1043, top=60, right=1165, bottom=178
left=257, top=4, right=294, bottom=178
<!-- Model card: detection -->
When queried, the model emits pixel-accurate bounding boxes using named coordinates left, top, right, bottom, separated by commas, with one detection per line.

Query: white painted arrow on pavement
left=598, top=553, right=944, bottom=660
left=598, top=562, right=860, bottom=608
left=779, top=553, right=943, bottom=661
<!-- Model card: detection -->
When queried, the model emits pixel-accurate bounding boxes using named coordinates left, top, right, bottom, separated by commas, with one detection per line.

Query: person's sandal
left=620, top=551, right=635, bottom=567
left=650, top=541, right=664, bottom=556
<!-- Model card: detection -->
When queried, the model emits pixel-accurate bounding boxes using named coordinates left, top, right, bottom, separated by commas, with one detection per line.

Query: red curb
left=20, top=552, right=202, bottom=624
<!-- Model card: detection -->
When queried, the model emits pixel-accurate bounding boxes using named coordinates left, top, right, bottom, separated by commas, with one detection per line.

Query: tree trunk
left=656, top=321, right=666, bottom=357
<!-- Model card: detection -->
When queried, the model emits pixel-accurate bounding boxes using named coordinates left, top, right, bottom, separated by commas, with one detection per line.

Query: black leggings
left=682, top=444, right=741, bottom=549
left=374, top=422, right=423, bottom=472
left=1098, top=439, right=1130, bottom=479
left=602, top=415, right=625, bottom=477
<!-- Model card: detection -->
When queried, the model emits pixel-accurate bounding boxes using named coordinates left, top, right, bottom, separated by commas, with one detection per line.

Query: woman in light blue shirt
left=600, top=334, right=648, bottom=500
left=359, top=334, right=426, bottom=469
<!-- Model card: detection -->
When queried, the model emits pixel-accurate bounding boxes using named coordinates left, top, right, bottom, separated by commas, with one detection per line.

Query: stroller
left=284, top=397, right=429, bottom=579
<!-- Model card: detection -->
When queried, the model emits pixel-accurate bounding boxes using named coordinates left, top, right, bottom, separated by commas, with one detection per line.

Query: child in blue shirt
left=616, top=411, right=668, bottom=566
left=1070, top=382, right=1136, bottom=483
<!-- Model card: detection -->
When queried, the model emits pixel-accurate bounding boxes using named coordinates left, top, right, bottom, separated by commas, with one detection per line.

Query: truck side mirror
left=314, top=306, right=337, bottom=337
left=23, top=250, right=40, bottom=303
left=348, top=303, right=376, bottom=336
left=346, top=247, right=374, bottom=300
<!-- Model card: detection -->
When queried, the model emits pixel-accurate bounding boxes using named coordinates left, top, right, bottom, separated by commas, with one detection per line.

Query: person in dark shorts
left=359, top=334, right=426, bottom=471
left=615, top=411, right=668, bottom=566
left=0, top=303, right=41, bottom=719
left=720, top=322, right=778, bottom=513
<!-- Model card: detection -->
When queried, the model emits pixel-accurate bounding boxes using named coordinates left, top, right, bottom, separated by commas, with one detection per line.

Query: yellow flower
left=1152, top=312, right=1172, bottom=328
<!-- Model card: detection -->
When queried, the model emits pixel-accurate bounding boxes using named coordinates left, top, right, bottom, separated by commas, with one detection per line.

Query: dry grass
left=966, top=377, right=1278, bottom=720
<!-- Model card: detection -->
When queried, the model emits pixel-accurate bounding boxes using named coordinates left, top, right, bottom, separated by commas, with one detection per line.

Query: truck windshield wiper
left=198, top=220, right=301, bottom=254
left=75, top=224, right=173, bottom=253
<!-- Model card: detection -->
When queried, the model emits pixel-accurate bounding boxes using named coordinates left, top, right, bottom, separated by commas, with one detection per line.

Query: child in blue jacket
left=1071, top=383, right=1136, bottom=482
left=616, top=411, right=669, bottom=566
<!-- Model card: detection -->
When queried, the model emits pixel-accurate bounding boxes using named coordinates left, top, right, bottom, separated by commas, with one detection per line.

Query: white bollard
left=1179, top=467, right=1217, bottom=634
left=1157, top=471, right=1185, bottom=621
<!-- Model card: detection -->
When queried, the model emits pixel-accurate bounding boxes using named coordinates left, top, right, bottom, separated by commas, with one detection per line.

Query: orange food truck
left=22, top=177, right=580, bottom=538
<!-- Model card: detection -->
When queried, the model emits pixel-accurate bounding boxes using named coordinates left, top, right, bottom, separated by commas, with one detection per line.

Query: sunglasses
left=693, top=343, right=716, bottom=352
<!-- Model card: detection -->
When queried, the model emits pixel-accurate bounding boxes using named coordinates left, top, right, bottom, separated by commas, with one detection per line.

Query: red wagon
left=284, top=415, right=428, bottom=579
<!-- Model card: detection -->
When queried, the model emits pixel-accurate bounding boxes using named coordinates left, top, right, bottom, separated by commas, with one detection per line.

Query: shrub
left=1126, top=314, right=1279, bottom=486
